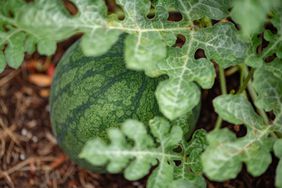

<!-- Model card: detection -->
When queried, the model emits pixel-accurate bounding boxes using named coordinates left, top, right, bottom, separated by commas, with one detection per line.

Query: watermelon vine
left=1, top=0, right=282, bottom=187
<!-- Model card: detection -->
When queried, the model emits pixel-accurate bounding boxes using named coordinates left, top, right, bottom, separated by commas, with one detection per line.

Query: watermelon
left=50, top=37, right=199, bottom=172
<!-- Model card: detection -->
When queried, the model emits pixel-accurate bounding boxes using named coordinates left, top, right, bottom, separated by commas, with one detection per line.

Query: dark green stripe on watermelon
left=50, top=37, right=161, bottom=171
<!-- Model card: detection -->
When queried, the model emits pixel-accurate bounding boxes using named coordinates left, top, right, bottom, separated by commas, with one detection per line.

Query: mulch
left=0, top=48, right=144, bottom=188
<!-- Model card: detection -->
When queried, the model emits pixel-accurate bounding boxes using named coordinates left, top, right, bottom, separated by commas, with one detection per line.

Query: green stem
left=214, top=117, right=223, bottom=130
left=237, top=67, right=254, bottom=94
left=225, top=66, right=239, bottom=76
left=215, top=65, right=227, bottom=130
left=274, top=131, right=282, bottom=138
left=239, top=65, right=244, bottom=87
left=219, top=65, right=227, bottom=95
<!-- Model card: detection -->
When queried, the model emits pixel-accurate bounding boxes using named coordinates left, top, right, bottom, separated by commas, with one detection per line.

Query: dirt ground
left=0, top=66, right=147, bottom=188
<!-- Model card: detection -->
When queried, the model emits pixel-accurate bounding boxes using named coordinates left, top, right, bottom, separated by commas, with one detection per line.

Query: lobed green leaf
left=0, top=0, right=248, bottom=121
left=262, top=10, right=282, bottom=59
left=213, top=94, right=264, bottom=128
left=202, top=94, right=274, bottom=181
left=80, top=117, right=207, bottom=188
left=202, top=127, right=273, bottom=181
left=253, top=59, right=282, bottom=126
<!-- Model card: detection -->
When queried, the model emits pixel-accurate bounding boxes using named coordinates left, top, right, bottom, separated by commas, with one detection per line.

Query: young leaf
left=183, top=129, right=208, bottom=176
left=261, top=10, right=282, bottom=58
left=171, top=129, right=207, bottom=184
left=80, top=117, right=207, bottom=188
left=202, top=94, right=273, bottom=181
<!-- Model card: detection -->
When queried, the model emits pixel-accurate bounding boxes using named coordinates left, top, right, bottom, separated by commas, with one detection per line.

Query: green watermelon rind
left=50, top=37, right=200, bottom=172
left=50, top=38, right=161, bottom=171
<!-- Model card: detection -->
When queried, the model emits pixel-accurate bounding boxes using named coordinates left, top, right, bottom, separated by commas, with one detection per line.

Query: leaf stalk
left=214, top=65, right=227, bottom=130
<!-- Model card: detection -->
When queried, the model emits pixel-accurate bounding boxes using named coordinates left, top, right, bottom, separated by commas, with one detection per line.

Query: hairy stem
left=237, top=67, right=254, bottom=94
left=219, top=65, right=227, bottom=95
left=215, top=65, right=227, bottom=130
left=214, top=116, right=223, bottom=130
left=225, top=66, right=239, bottom=76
